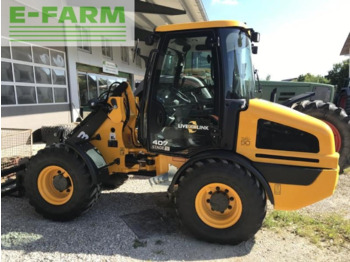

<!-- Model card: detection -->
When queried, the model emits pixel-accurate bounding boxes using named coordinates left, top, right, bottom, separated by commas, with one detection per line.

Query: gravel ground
left=1, top=171, right=350, bottom=262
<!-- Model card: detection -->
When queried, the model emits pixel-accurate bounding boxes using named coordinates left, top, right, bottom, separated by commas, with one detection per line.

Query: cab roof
left=155, top=20, right=247, bottom=32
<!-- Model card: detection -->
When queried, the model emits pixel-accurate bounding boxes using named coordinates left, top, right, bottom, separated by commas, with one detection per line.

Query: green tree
left=295, top=73, right=330, bottom=84
left=326, top=60, right=349, bottom=88
left=265, top=74, right=271, bottom=81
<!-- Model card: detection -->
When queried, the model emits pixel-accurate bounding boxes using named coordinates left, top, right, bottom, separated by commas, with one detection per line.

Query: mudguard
left=64, top=141, right=107, bottom=184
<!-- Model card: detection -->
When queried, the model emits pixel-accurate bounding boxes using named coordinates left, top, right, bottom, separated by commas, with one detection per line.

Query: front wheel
left=176, top=159, right=266, bottom=244
left=25, top=144, right=101, bottom=221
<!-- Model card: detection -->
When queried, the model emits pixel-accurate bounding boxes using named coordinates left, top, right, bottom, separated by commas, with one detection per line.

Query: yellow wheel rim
left=37, top=165, right=74, bottom=205
left=195, top=183, right=242, bottom=229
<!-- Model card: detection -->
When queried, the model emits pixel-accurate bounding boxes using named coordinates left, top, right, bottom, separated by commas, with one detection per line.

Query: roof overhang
left=340, top=33, right=350, bottom=56
left=135, top=0, right=186, bottom=15
left=135, top=0, right=208, bottom=40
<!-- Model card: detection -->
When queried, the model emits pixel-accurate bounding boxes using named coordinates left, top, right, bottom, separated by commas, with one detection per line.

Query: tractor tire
left=338, top=92, right=350, bottom=115
left=25, top=144, right=101, bottom=221
left=175, top=158, right=266, bottom=244
left=292, top=100, right=350, bottom=172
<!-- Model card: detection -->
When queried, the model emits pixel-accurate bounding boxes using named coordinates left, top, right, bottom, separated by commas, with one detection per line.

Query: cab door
left=146, top=30, right=220, bottom=155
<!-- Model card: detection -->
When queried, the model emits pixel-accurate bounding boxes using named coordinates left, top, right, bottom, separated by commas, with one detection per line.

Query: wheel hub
left=195, top=183, right=242, bottom=229
left=209, top=191, right=230, bottom=213
left=37, top=165, right=74, bottom=205
left=53, top=172, right=71, bottom=192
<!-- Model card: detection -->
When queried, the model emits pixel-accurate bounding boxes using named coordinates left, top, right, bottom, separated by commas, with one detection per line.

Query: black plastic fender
left=168, top=150, right=274, bottom=205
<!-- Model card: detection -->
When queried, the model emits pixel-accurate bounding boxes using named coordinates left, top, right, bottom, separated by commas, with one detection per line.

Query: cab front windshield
left=220, top=28, right=255, bottom=99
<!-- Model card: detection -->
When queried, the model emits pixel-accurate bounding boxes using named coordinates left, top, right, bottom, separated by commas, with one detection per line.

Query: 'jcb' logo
left=77, top=131, right=89, bottom=140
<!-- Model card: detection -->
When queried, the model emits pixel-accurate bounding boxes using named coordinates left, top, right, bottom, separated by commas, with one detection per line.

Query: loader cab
left=140, top=21, right=257, bottom=156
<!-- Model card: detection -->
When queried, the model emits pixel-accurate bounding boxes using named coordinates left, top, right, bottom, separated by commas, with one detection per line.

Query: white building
left=1, top=0, right=207, bottom=131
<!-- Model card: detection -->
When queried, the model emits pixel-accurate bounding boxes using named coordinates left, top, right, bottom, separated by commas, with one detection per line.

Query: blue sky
left=202, top=0, right=350, bottom=80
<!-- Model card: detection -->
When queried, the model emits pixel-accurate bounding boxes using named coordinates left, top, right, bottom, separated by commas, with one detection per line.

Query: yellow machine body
left=90, top=86, right=187, bottom=175
left=236, top=99, right=339, bottom=210
left=25, top=20, right=340, bottom=244
left=89, top=83, right=338, bottom=211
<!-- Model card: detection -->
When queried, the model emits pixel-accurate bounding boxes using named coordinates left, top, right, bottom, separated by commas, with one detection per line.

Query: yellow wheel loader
left=25, top=20, right=339, bottom=244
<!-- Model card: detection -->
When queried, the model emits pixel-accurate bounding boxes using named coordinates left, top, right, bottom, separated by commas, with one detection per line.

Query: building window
left=102, top=40, right=113, bottom=59
left=78, top=44, right=92, bottom=53
left=78, top=46, right=92, bottom=53
left=1, top=39, right=11, bottom=59
left=1, top=62, right=13, bottom=82
left=37, top=86, right=54, bottom=103
left=78, top=72, right=127, bottom=106
left=77, top=29, right=92, bottom=53
left=121, top=47, right=129, bottom=63
left=33, top=46, right=50, bottom=65
left=16, top=86, right=37, bottom=104
left=1, top=38, right=68, bottom=106
left=12, top=44, right=32, bottom=62
left=1, top=85, right=16, bottom=105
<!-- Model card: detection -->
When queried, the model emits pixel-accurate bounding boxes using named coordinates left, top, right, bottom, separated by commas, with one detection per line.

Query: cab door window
left=149, top=32, right=218, bottom=154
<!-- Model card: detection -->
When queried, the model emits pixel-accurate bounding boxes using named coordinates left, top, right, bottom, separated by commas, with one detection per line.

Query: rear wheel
left=176, top=159, right=266, bottom=244
left=292, top=100, right=350, bottom=172
left=25, top=144, right=101, bottom=221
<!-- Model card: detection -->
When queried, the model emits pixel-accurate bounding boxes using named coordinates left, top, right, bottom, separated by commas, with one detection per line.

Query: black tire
left=292, top=100, right=350, bottom=172
left=176, top=158, right=266, bottom=244
left=32, top=128, right=43, bottom=143
left=25, top=144, right=101, bottom=221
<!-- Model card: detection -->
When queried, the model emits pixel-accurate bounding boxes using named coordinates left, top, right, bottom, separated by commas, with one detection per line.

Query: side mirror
left=252, top=45, right=258, bottom=54
left=251, top=32, right=260, bottom=43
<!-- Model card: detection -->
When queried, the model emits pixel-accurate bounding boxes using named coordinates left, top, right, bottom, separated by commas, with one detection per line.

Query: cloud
left=212, top=0, right=239, bottom=5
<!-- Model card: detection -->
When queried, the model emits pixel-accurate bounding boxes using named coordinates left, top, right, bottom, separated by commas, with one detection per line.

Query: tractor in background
left=334, top=78, right=350, bottom=115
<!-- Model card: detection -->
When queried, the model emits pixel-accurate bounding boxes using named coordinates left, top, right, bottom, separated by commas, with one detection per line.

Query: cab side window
left=149, top=32, right=218, bottom=154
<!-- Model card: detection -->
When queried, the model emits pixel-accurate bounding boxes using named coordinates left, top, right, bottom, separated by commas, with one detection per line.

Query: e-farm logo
left=10, top=6, right=126, bottom=24
left=2, top=0, right=134, bottom=47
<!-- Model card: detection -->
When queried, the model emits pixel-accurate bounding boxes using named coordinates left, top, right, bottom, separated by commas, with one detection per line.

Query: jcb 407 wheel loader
left=25, top=20, right=339, bottom=244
